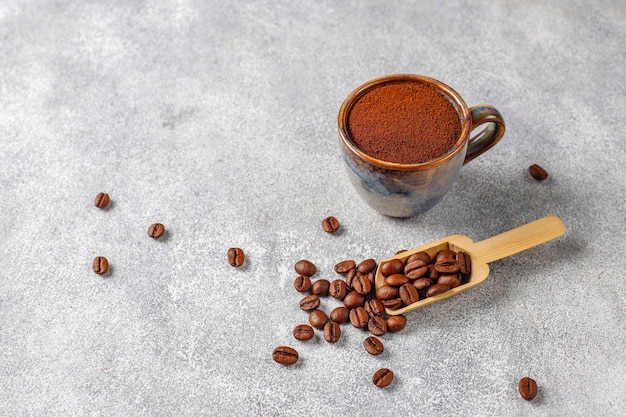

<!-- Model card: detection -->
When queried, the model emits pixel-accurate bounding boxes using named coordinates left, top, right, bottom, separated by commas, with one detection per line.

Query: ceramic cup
left=338, top=74, right=506, bottom=218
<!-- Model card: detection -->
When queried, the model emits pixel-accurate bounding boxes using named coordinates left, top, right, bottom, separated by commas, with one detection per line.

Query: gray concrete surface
left=1, top=1, right=624, bottom=416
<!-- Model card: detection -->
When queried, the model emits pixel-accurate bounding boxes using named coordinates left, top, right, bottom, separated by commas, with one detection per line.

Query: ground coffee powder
left=347, top=81, right=462, bottom=164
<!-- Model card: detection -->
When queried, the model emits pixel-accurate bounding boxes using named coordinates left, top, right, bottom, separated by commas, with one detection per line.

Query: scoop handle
left=469, top=215, right=565, bottom=264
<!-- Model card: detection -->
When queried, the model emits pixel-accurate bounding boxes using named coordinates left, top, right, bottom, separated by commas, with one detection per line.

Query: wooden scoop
left=375, top=215, right=566, bottom=315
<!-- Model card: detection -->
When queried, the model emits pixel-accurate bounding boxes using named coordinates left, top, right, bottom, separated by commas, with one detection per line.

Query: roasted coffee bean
left=372, top=368, right=394, bottom=388
left=362, top=271, right=375, bottom=287
left=294, top=275, right=312, bottom=292
left=352, top=274, right=372, bottom=295
left=518, top=377, right=538, bottom=400
left=357, top=258, right=377, bottom=274
left=434, top=259, right=459, bottom=274
left=294, top=259, right=317, bottom=277
left=323, top=321, right=341, bottom=343
left=148, top=223, right=165, bottom=239
left=457, top=251, right=471, bottom=278
left=405, top=261, right=428, bottom=279
left=299, top=294, right=320, bottom=311
left=293, top=324, right=314, bottom=341
left=345, top=269, right=357, bottom=289
left=413, top=277, right=432, bottom=290
left=427, top=264, right=440, bottom=281
left=399, top=283, right=419, bottom=305
left=349, top=307, right=369, bottom=328
left=321, top=216, right=340, bottom=233
left=364, top=298, right=385, bottom=317
left=375, top=285, right=399, bottom=300
left=385, top=273, right=409, bottom=287
left=343, top=291, right=366, bottom=309
left=529, top=164, right=548, bottom=181
left=92, top=256, right=109, bottom=275
left=272, top=346, right=299, bottom=365
left=382, top=298, right=403, bottom=310
left=311, top=279, right=330, bottom=296
left=407, top=251, right=431, bottom=265
left=380, top=259, right=404, bottom=277
left=435, top=250, right=457, bottom=262
left=94, top=192, right=110, bottom=208
left=329, top=279, right=348, bottom=300
left=363, top=336, right=384, bottom=355
left=309, top=310, right=329, bottom=329
left=386, top=315, right=407, bottom=332
left=395, top=249, right=408, bottom=255
left=227, top=247, right=245, bottom=267
left=330, top=306, right=350, bottom=324
left=334, top=260, right=356, bottom=274
left=368, top=316, right=387, bottom=336
left=438, top=273, right=461, bottom=289
left=426, top=283, right=451, bottom=297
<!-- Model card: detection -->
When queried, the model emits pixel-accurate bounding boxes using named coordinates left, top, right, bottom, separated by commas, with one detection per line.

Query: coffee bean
left=357, top=258, right=376, bottom=274
left=368, top=316, right=387, bottom=336
left=309, top=310, right=329, bottom=329
left=380, top=259, right=404, bottom=277
left=352, top=273, right=372, bottom=295
left=395, top=249, right=408, bottom=255
left=426, top=283, right=451, bottom=297
left=399, top=283, right=419, bottom=305
left=94, top=192, right=110, bottom=209
left=382, top=298, right=403, bottom=310
left=323, top=321, right=341, bottom=343
left=364, top=299, right=385, bottom=317
left=386, top=315, right=407, bottom=332
left=294, top=259, right=317, bottom=277
left=294, top=275, right=312, bottom=293
left=427, top=264, right=439, bottom=281
left=457, top=251, right=471, bottom=279
left=363, top=336, right=384, bottom=355
left=330, top=306, right=350, bottom=324
left=349, top=307, right=369, bottom=329
left=438, top=273, right=461, bottom=289
left=329, top=279, right=348, bottom=300
left=293, top=324, right=314, bottom=341
left=345, top=269, right=357, bottom=289
left=227, top=247, right=245, bottom=267
left=405, top=261, right=428, bottom=279
left=321, top=216, right=340, bottom=233
left=435, top=250, right=457, bottom=262
left=334, top=260, right=356, bottom=274
left=518, top=377, right=538, bottom=400
left=385, top=273, right=409, bottom=287
left=413, top=277, right=432, bottom=290
left=372, top=368, right=394, bottom=387
left=434, top=259, right=459, bottom=274
left=148, top=223, right=165, bottom=239
left=343, top=291, right=366, bottom=309
left=407, top=251, right=431, bottom=265
left=92, top=256, right=109, bottom=275
left=299, top=294, right=320, bottom=311
left=375, top=285, right=399, bottom=300
left=529, top=164, right=548, bottom=181
left=311, top=279, right=330, bottom=296
left=272, top=346, right=299, bottom=365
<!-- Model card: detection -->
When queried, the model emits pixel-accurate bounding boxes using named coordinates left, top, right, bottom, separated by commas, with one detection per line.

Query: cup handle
left=464, top=105, right=506, bottom=164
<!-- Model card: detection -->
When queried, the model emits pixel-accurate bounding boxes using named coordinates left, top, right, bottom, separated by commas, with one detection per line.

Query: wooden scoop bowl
left=375, top=215, right=566, bottom=315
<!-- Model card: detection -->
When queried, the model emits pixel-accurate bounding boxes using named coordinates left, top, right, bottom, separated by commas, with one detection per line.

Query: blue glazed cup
left=338, top=74, right=506, bottom=218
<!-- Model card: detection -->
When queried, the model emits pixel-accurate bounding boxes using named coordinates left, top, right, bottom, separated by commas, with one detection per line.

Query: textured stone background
left=1, top=1, right=624, bottom=416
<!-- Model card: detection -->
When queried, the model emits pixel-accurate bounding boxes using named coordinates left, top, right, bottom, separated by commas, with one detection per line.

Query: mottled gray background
left=1, top=1, right=624, bottom=416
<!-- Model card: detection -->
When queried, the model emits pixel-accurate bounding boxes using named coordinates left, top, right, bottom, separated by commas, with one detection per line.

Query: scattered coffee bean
left=294, top=259, right=317, bottom=277
left=349, top=307, right=369, bottom=329
left=294, top=275, right=312, bottom=292
left=364, top=299, right=385, bottom=317
left=363, top=336, right=384, bottom=355
left=94, top=192, right=110, bottom=209
left=380, top=258, right=404, bottom=277
left=92, top=256, right=109, bottom=275
left=329, top=279, right=347, bottom=300
left=227, top=247, right=245, bottom=267
left=272, top=346, right=299, bottom=365
left=334, top=260, right=356, bottom=274
left=321, top=216, right=340, bottom=233
left=293, top=324, right=315, bottom=341
left=357, top=258, right=377, bottom=274
left=323, top=321, right=341, bottom=343
left=148, top=223, right=165, bottom=239
left=352, top=273, right=372, bottom=295
left=311, top=279, right=330, bottom=296
left=518, top=377, right=538, bottom=400
left=343, top=291, right=366, bottom=309
left=299, top=294, right=320, bottom=311
left=386, top=315, right=407, bottom=332
left=330, top=306, right=350, bottom=324
left=368, top=316, right=387, bottom=336
left=345, top=269, right=357, bottom=289
left=372, top=368, right=394, bottom=387
left=309, top=310, right=329, bottom=329
left=529, top=164, right=548, bottom=181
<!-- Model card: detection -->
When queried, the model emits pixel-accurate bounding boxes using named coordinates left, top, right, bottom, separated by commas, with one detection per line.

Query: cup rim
left=338, top=74, right=472, bottom=171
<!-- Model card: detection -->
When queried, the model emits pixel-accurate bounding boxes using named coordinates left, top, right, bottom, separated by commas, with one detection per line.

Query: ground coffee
left=347, top=81, right=462, bottom=164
